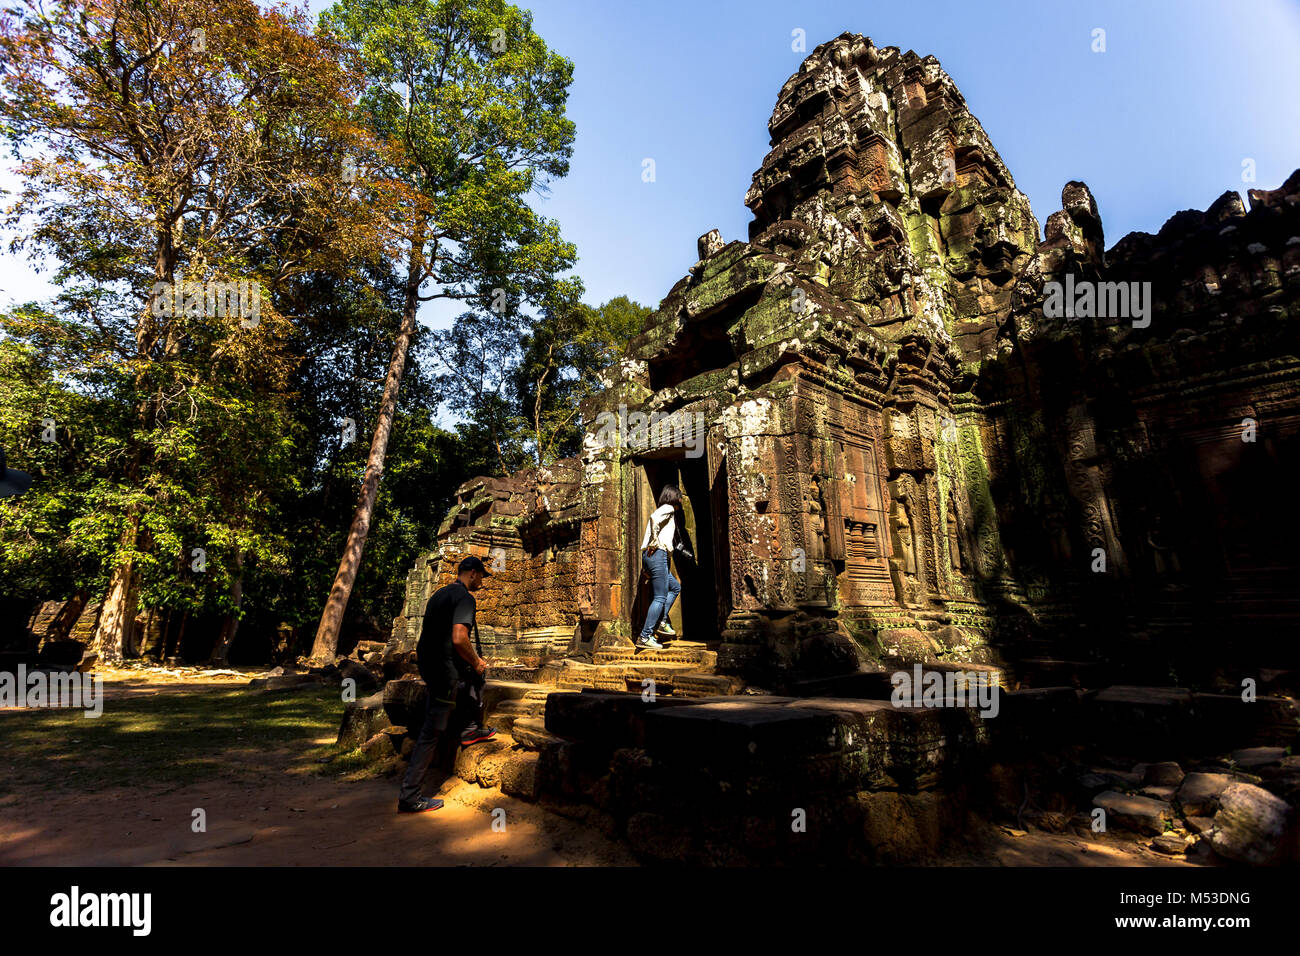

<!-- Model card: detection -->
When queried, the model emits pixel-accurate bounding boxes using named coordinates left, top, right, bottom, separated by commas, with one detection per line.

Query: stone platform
left=336, top=672, right=1299, bottom=864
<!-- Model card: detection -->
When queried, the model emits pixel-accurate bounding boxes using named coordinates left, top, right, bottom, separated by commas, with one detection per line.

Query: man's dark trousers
left=398, top=676, right=487, bottom=804
left=398, top=678, right=457, bottom=805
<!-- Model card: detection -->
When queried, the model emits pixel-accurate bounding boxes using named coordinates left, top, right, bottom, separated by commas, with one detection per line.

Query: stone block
left=476, top=750, right=511, bottom=789
left=1143, top=760, right=1185, bottom=787
left=544, top=689, right=697, bottom=748
left=501, top=752, right=540, bottom=800
left=339, top=658, right=380, bottom=694
left=1231, top=746, right=1286, bottom=770
left=337, top=691, right=392, bottom=750
left=383, top=677, right=427, bottom=727
left=1175, top=770, right=1232, bottom=816
left=1092, top=790, right=1172, bottom=835
left=1211, top=783, right=1292, bottom=864
left=1085, top=686, right=1195, bottom=755
left=642, top=698, right=841, bottom=766
left=992, top=687, right=1081, bottom=750
left=1150, top=833, right=1188, bottom=855
left=1191, top=694, right=1300, bottom=749
left=625, top=811, right=693, bottom=862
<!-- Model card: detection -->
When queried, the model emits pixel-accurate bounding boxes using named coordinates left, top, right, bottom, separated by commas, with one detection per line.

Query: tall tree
left=308, top=0, right=578, bottom=661
left=0, top=0, right=383, bottom=661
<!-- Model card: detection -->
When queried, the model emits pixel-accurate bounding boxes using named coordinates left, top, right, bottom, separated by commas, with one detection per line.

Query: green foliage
left=514, top=294, right=649, bottom=464
left=320, top=0, right=579, bottom=308
left=0, top=0, right=646, bottom=657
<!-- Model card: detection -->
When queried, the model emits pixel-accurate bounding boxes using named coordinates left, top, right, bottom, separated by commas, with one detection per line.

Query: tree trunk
left=210, top=556, right=244, bottom=665
left=47, top=589, right=89, bottom=644
left=94, top=216, right=178, bottom=663
left=309, top=228, right=425, bottom=662
left=96, top=243, right=171, bottom=659
left=151, top=609, right=172, bottom=660
left=92, top=515, right=141, bottom=664
left=167, top=610, right=190, bottom=661
left=131, top=607, right=155, bottom=659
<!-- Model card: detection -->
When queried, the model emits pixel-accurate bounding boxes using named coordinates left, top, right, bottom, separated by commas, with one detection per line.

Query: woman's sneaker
left=635, top=635, right=664, bottom=650
left=654, top=621, right=677, bottom=638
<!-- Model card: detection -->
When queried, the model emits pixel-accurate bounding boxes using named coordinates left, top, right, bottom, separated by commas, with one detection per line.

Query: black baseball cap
left=0, top=447, right=32, bottom=498
left=458, top=555, right=492, bottom=576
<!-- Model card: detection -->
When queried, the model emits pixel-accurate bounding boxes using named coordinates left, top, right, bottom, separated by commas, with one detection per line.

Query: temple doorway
left=631, top=454, right=723, bottom=644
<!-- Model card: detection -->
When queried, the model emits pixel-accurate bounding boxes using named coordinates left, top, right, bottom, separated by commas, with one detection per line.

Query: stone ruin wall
left=388, top=460, right=584, bottom=674
left=392, top=33, right=1300, bottom=692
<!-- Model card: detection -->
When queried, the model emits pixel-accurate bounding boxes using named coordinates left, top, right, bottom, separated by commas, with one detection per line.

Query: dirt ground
left=0, top=772, right=640, bottom=867
left=0, top=672, right=1199, bottom=867
left=0, top=667, right=636, bottom=866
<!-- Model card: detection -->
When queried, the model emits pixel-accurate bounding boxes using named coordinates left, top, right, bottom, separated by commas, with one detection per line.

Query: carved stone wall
left=388, top=460, right=583, bottom=669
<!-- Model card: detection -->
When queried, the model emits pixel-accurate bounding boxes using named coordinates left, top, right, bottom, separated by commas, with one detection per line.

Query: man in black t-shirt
left=398, top=555, right=497, bottom=813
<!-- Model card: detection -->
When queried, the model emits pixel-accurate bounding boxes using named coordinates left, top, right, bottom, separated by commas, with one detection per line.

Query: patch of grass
left=319, top=747, right=393, bottom=778
left=0, top=686, right=344, bottom=793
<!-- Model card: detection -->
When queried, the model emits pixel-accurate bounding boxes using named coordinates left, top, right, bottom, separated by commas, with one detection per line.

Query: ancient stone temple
left=390, top=32, right=1300, bottom=698
left=346, top=32, right=1300, bottom=865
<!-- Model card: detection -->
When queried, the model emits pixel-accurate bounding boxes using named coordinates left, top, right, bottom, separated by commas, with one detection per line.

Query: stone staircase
left=1213, top=567, right=1300, bottom=646
left=481, top=682, right=569, bottom=749
left=478, top=639, right=742, bottom=752
left=537, top=639, right=741, bottom=697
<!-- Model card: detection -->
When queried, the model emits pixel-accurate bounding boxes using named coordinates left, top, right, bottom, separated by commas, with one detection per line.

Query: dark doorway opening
left=632, top=454, right=722, bottom=644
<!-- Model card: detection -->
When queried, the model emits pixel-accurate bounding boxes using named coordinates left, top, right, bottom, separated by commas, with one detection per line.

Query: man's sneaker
left=460, top=725, right=498, bottom=746
left=654, top=620, right=677, bottom=638
left=635, top=635, right=664, bottom=650
left=398, top=796, right=444, bottom=813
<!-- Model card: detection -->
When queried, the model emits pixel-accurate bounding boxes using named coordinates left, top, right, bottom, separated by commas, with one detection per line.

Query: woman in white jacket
left=637, top=485, right=684, bottom=649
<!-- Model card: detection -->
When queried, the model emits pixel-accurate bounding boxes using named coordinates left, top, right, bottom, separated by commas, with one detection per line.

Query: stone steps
left=508, top=716, right=565, bottom=749
left=536, top=636, right=725, bottom=694
left=485, top=697, right=546, bottom=732
left=483, top=684, right=564, bottom=734
left=673, top=674, right=746, bottom=697
left=594, top=640, right=716, bottom=668
left=472, top=638, right=744, bottom=752
left=1009, top=656, right=1109, bottom=688
left=549, top=660, right=725, bottom=694
left=486, top=663, right=541, bottom=683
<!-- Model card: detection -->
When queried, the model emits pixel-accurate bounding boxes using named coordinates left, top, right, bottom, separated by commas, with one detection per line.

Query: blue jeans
left=639, top=548, right=680, bottom=639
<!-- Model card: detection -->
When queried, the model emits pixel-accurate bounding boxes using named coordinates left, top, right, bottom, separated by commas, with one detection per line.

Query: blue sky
left=496, top=0, right=1300, bottom=312
left=4, top=0, right=1299, bottom=326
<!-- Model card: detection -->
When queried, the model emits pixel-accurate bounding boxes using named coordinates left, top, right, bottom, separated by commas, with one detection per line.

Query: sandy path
left=0, top=770, right=638, bottom=866
left=0, top=758, right=1193, bottom=868
left=0, top=669, right=638, bottom=866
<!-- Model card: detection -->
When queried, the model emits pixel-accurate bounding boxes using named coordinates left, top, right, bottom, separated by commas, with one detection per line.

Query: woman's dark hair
left=657, top=485, right=681, bottom=507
